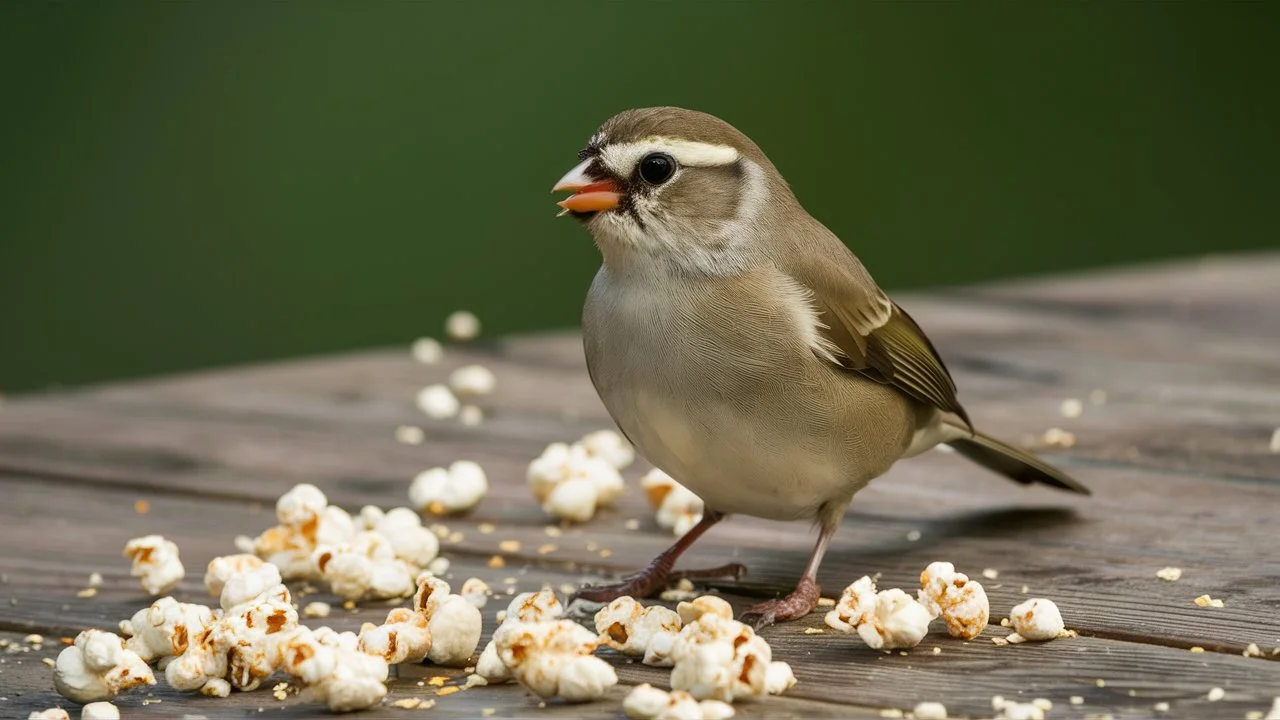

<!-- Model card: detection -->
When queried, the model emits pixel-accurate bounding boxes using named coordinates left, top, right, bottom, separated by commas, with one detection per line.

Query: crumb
left=1244, top=642, right=1263, bottom=657
left=411, top=337, right=443, bottom=364
left=303, top=601, right=331, bottom=618
left=624, top=519, right=640, bottom=530
left=459, top=405, right=484, bottom=426
left=1089, top=389, right=1108, bottom=405
left=817, top=597, right=836, bottom=607
left=537, top=544, right=557, bottom=555
left=448, top=531, right=464, bottom=543
left=88, top=572, right=103, bottom=588
left=1270, top=428, right=1280, bottom=453
left=76, top=588, right=98, bottom=598
left=436, top=686, right=460, bottom=696
left=427, top=677, right=448, bottom=687
left=42, top=657, right=55, bottom=668
left=445, top=311, right=480, bottom=341
left=932, top=647, right=941, bottom=655
left=1189, top=646, right=1205, bottom=653
left=481, top=709, right=496, bottom=717
left=544, top=526, right=562, bottom=538
left=478, top=523, right=496, bottom=534
left=905, top=530, right=922, bottom=542
left=134, top=499, right=150, bottom=514
left=1207, top=687, right=1224, bottom=702
left=879, top=710, right=904, bottom=719
left=1153, top=702, right=1170, bottom=713
left=803, top=628, right=824, bottom=635
left=1193, top=594, right=1224, bottom=608
left=1156, top=567, right=1182, bottom=581
left=389, top=698, right=423, bottom=709
left=1020, top=585, right=1030, bottom=594
left=1070, top=696, right=1084, bottom=705
left=1096, top=679, right=1106, bottom=687
left=498, top=540, right=522, bottom=553
left=600, top=549, right=612, bottom=558
left=1042, top=427, right=1076, bottom=448
left=982, top=568, right=999, bottom=580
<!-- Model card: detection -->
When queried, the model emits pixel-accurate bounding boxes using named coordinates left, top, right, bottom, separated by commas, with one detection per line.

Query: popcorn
left=409, top=460, right=489, bottom=515
left=913, top=702, right=948, bottom=720
left=475, top=590, right=565, bottom=684
left=1008, top=598, right=1066, bottom=641
left=677, top=596, right=734, bottom=625
left=121, top=597, right=216, bottom=663
left=764, top=661, right=797, bottom=695
left=123, top=535, right=185, bottom=596
left=825, top=576, right=932, bottom=650
left=918, top=562, right=989, bottom=639
left=528, top=442, right=625, bottom=522
left=313, top=532, right=418, bottom=601
left=492, top=619, right=617, bottom=701
left=419, top=582, right=483, bottom=666
left=641, top=469, right=705, bottom=536
left=594, top=596, right=683, bottom=664
left=204, top=554, right=268, bottom=599
left=411, top=337, right=443, bottom=364
left=417, top=384, right=460, bottom=419
left=54, top=629, right=156, bottom=703
left=219, top=559, right=285, bottom=609
left=362, top=507, right=441, bottom=568
left=273, top=626, right=388, bottom=712
left=27, top=710, right=71, bottom=720
left=357, top=607, right=431, bottom=664
left=445, top=310, right=481, bottom=341
left=669, top=611, right=774, bottom=702
left=624, top=683, right=736, bottom=720
left=578, top=429, right=635, bottom=469
left=1264, top=697, right=1280, bottom=720
left=81, top=703, right=120, bottom=720
left=460, top=577, right=491, bottom=608
left=992, top=696, right=1045, bottom=720
left=251, top=485, right=357, bottom=581
left=449, top=364, right=497, bottom=396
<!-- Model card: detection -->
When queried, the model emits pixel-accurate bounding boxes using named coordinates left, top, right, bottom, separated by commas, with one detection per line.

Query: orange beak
left=552, top=158, right=622, bottom=213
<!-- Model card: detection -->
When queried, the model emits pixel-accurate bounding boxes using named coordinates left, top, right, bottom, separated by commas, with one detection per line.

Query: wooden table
left=1, top=254, right=1277, bottom=719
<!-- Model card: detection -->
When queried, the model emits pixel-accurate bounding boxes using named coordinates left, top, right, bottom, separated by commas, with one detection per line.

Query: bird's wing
left=781, top=238, right=973, bottom=430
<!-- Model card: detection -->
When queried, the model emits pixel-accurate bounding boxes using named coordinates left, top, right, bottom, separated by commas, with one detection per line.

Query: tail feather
left=945, top=430, right=1090, bottom=496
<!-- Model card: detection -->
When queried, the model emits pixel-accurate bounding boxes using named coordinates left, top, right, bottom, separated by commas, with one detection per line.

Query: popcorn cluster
left=274, top=625, right=389, bottom=712
left=123, top=535, right=185, bottom=596
left=641, top=469, right=705, bottom=537
left=249, top=484, right=441, bottom=601
left=475, top=589, right=567, bottom=685
left=409, top=460, right=489, bottom=515
left=527, top=430, right=632, bottom=522
left=825, top=576, right=934, bottom=650
left=668, top=596, right=795, bottom=702
left=492, top=618, right=619, bottom=702
left=53, top=629, right=156, bottom=703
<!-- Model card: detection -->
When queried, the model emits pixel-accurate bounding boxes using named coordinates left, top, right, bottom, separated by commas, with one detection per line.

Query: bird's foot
left=574, top=561, right=746, bottom=604
left=739, top=576, right=821, bottom=631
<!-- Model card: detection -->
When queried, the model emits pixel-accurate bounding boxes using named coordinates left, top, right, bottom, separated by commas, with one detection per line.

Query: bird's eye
left=638, top=152, right=676, bottom=185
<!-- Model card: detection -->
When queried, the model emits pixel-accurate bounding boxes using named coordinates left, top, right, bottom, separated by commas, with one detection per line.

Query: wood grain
left=1, top=253, right=1277, bottom=718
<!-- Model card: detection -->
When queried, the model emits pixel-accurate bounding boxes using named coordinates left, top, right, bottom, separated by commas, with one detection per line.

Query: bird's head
left=552, top=107, right=797, bottom=276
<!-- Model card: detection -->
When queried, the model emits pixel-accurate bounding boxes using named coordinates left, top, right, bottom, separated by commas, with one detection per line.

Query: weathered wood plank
left=2, top=476, right=1278, bottom=720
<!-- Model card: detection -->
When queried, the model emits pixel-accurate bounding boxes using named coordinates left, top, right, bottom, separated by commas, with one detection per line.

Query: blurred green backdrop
left=1, top=2, right=1276, bottom=393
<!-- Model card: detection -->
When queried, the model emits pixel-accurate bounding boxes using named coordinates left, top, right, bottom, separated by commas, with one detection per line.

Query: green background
left=2, top=3, right=1276, bottom=394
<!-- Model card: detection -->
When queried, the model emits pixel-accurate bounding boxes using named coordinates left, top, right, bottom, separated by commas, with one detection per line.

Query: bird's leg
left=574, top=510, right=743, bottom=603
left=739, top=520, right=838, bottom=630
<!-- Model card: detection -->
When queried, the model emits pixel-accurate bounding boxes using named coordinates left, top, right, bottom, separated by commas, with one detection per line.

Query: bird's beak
left=553, top=158, right=622, bottom=213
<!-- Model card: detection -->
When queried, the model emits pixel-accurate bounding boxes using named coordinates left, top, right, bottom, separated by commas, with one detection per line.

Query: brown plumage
left=555, top=107, right=1088, bottom=628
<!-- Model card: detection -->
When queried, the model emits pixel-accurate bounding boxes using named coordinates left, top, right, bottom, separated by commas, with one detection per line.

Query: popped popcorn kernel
left=461, top=577, right=492, bottom=608
left=121, top=597, right=216, bottom=663
left=449, top=364, right=497, bottom=396
left=528, top=441, right=625, bottom=522
left=577, top=429, right=635, bottom=470
left=204, top=554, right=268, bottom=599
left=493, top=619, right=617, bottom=701
left=918, top=561, right=989, bottom=639
left=913, top=701, right=948, bottom=720
left=410, top=460, right=489, bottom=515
left=417, top=384, right=460, bottom=419
left=623, top=683, right=736, bottom=720
left=54, top=629, right=156, bottom=703
left=474, top=590, right=566, bottom=684
left=825, top=576, right=932, bottom=650
left=445, top=310, right=481, bottom=341
left=272, top=625, right=388, bottom=712
left=411, top=337, right=443, bottom=364
left=1008, top=598, right=1066, bottom=641
left=641, top=469, right=705, bottom=536
left=81, top=702, right=121, bottom=720
left=669, top=612, right=772, bottom=702
left=1156, top=567, right=1183, bottom=581
left=28, top=710, right=71, bottom=720
left=594, top=596, right=682, bottom=662
left=123, top=535, right=185, bottom=596
left=313, top=532, right=418, bottom=601
left=764, top=661, right=797, bottom=695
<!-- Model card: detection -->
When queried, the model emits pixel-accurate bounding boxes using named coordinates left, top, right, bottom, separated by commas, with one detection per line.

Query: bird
left=551, top=107, right=1089, bottom=629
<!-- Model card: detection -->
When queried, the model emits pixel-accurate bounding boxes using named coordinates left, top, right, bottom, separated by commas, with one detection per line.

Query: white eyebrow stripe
left=600, top=137, right=739, bottom=175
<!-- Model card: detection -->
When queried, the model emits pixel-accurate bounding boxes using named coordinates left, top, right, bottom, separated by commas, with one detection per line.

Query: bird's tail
left=944, top=427, right=1090, bottom=495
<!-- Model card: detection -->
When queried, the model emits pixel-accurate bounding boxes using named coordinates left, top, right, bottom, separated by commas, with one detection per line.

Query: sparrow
left=553, top=107, right=1089, bottom=629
